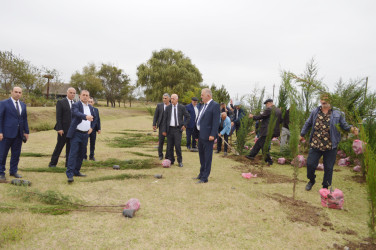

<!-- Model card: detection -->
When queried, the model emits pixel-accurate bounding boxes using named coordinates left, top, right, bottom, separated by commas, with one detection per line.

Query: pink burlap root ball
left=124, top=198, right=140, bottom=211
left=162, top=159, right=171, bottom=168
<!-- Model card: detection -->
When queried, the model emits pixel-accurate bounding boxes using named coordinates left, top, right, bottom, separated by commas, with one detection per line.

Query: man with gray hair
left=194, top=88, right=220, bottom=183
left=162, top=94, right=190, bottom=167
left=49, top=87, right=76, bottom=168
left=153, top=93, right=170, bottom=160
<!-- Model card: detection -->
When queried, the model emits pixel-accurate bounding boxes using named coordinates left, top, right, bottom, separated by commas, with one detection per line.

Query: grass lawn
left=0, top=104, right=373, bottom=249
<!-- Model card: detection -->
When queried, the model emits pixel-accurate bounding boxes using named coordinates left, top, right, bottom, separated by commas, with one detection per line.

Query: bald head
left=11, top=87, right=22, bottom=100
left=221, top=112, right=227, bottom=120
left=67, top=87, right=76, bottom=101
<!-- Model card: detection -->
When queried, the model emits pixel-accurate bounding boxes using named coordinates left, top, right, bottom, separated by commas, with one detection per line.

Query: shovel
left=219, top=135, right=240, bottom=156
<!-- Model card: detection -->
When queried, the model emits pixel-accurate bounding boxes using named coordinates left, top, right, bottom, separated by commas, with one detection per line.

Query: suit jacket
left=153, top=103, right=166, bottom=128
left=67, top=101, right=95, bottom=138
left=162, top=104, right=190, bottom=134
left=92, top=107, right=101, bottom=131
left=185, top=103, right=198, bottom=129
left=233, top=108, right=245, bottom=125
left=253, top=105, right=282, bottom=137
left=197, top=100, right=220, bottom=140
left=0, top=98, right=29, bottom=138
left=54, top=98, right=73, bottom=133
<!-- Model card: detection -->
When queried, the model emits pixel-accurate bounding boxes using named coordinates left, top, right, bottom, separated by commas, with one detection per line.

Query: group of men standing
left=0, top=86, right=101, bottom=183
left=153, top=88, right=220, bottom=183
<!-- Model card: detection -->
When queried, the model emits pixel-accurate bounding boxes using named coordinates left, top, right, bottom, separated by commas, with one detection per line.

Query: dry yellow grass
left=0, top=105, right=370, bottom=249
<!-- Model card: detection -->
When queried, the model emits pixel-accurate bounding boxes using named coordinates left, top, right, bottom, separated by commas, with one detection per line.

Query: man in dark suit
left=84, top=97, right=101, bottom=161
left=0, top=87, right=29, bottom=181
left=185, top=97, right=199, bottom=150
left=153, top=93, right=170, bottom=160
left=49, top=87, right=76, bottom=168
left=194, top=88, right=220, bottom=183
left=162, top=94, right=190, bottom=167
left=231, top=101, right=245, bottom=136
left=66, top=90, right=95, bottom=183
left=246, top=99, right=282, bottom=165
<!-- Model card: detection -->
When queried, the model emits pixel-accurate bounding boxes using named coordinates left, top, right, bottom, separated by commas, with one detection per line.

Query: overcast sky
left=1, top=0, right=375, bottom=98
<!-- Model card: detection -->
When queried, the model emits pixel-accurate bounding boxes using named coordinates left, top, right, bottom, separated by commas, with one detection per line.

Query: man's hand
left=300, top=136, right=305, bottom=142
left=0, top=133, right=3, bottom=141
left=162, top=132, right=167, bottom=136
left=24, top=133, right=29, bottom=140
left=86, top=115, right=94, bottom=121
left=209, top=136, right=215, bottom=141
left=181, top=126, right=186, bottom=131
left=58, top=130, right=64, bottom=136
left=98, top=130, right=101, bottom=134
left=88, top=128, right=93, bottom=135
left=231, top=122, right=234, bottom=127
left=153, top=126, right=157, bottom=131
left=249, top=114, right=253, bottom=119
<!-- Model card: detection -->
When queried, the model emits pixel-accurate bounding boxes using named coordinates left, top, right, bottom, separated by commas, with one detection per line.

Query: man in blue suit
left=0, top=87, right=29, bottom=181
left=185, top=97, right=199, bottom=150
left=66, top=90, right=95, bottom=183
left=194, top=88, right=220, bottom=183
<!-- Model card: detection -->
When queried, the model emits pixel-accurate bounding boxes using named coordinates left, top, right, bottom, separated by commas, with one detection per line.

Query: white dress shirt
left=11, top=97, right=22, bottom=115
left=196, top=99, right=213, bottom=131
left=76, top=102, right=92, bottom=132
left=67, top=97, right=74, bottom=109
left=170, top=104, right=179, bottom=127
left=194, top=105, right=198, bottom=118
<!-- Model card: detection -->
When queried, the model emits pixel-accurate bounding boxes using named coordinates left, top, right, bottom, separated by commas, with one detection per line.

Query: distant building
left=42, top=83, right=79, bottom=100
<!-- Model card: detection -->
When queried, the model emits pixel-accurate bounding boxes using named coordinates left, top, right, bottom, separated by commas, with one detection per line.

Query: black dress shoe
left=48, top=164, right=56, bottom=168
left=67, top=177, right=74, bottom=183
left=179, top=162, right=183, bottom=167
left=10, top=173, right=22, bottom=178
left=215, top=150, right=220, bottom=154
left=305, top=181, right=315, bottom=191
left=196, top=180, right=207, bottom=184
left=245, top=155, right=254, bottom=160
left=74, top=172, right=87, bottom=177
left=159, top=156, right=163, bottom=160
left=266, top=161, right=273, bottom=166
left=0, top=175, right=6, bottom=182
left=89, top=157, right=96, bottom=161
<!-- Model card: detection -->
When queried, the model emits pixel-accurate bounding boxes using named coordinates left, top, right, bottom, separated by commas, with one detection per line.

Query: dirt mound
left=344, top=175, right=366, bottom=184
left=266, top=193, right=328, bottom=227
left=333, top=238, right=376, bottom=250
left=232, top=165, right=303, bottom=184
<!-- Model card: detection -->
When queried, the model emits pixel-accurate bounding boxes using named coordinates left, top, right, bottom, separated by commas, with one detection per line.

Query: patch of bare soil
left=333, top=238, right=376, bottom=250
left=344, top=175, right=366, bottom=184
left=232, top=164, right=303, bottom=184
left=266, top=193, right=329, bottom=227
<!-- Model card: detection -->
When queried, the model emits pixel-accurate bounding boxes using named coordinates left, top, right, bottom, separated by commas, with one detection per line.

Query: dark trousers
left=247, top=136, right=272, bottom=163
left=198, top=139, right=214, bottom=182
left=186, top=127, right=197, bottom=148
left=0, top=136, right=22, bottom=175
left=158, top=128, right=167, bottom=158
left=84, top=131, right=97, bottom=159
left=166, top=127, right=182, bottom=164
left=306, top=147, right=337, bottom=187
left=66, top=131, right=88, bottom=178
left=217, top=134, right=228, bottom=152
left=50, top=133, right=70, bottom=167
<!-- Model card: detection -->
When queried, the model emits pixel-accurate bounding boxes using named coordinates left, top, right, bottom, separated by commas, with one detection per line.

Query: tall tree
left=98, top=63, right=131, bottom=107
left=70, top=63, right=103, bottom=98
left=136, top=48, right=202, bottom=101
left=211, top=84, right=230, bottom=104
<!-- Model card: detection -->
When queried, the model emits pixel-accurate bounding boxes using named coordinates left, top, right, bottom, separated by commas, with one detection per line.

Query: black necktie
left=15, top=101, right=20, bottom=116
left=174, top=105, right=177, bottom=127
